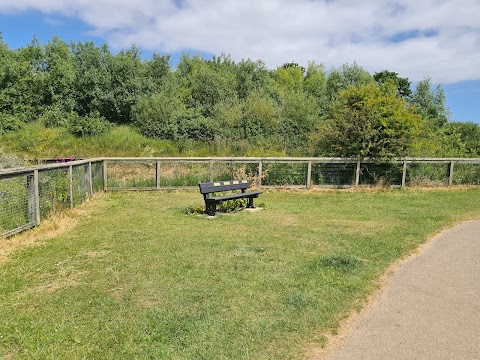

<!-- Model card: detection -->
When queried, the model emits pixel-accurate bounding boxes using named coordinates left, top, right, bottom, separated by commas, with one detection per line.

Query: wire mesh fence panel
left=38, top=168, right=70, bottom=219
left=107, top=161, right=156, bottom=189
left=452, top=163, right=480, bottom=185
left=159, top=162, right=209, bottom=187
left=0, top=174, right=34, bottom=236
left=212, top=162, right=260, bottom=183
left=92, top=162, right=104, bottom=192
left=72, top=164, right=88, bottom=206
left=311, top=163, right=356, bottom=186
left=262, top=162, right=308, bottom=186
left=360, top=162, right=403, bottom=186
left=407, top=162, right=450, bottom=186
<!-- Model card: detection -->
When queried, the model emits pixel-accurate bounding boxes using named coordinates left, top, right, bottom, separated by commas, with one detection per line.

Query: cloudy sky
left=0, top=0, right=479, bottom=122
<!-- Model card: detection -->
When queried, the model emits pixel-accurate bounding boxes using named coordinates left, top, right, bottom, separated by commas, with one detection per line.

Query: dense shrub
left=68, top=112, right=111, bottom=137
left=0, top=113, right=24, bottom=135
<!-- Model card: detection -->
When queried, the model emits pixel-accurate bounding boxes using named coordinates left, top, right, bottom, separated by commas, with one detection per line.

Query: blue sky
left=0, top=1, right=479, bottom=124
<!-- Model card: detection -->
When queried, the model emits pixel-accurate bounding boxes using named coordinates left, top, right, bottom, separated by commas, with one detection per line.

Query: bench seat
left=207, top=191, right=262, bottom=202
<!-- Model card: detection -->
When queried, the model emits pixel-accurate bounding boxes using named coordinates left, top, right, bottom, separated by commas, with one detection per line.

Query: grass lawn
left=1, top=189, right=480, bottom=359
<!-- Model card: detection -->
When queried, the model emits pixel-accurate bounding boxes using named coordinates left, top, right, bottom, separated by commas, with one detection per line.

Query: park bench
left=198, top=180, right=262, bottom=216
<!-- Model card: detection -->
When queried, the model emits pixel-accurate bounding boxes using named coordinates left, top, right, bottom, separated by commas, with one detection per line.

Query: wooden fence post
left=449, top=161, right=455, bottom=186
left=306, top=161, right=312, bottom=188
left=27, top=170, right=41, bottom=226
left=258, top=161, right=263, bottom=188
left=34, top=170, right=40, bottom=225
left=103, top=160, right=108, bottom=192
left=209, top=159, right=214, bottom=182
left=88, top=162, right=93, bottom=196
left=401, top=161, right=407, bottom=187
left=156, top=161, right=161, bottom=190
left=68, top=165, right=73, bottom=208
left=355, top=160, right=361, bottom=186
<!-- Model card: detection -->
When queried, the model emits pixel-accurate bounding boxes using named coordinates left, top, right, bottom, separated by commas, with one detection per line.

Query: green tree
left=411, top=78, right=450, bottom=130
left=279, top=91, right=320, bottom=153
left=373, top=70, right=412, bottom=98
left=9, top=37, right=47, bottom=121
left=144, top=53, right=171, bottom=93
left=71, top=41, right=111, bottom=117
left=235, top=59, right=272, bottom=99
left=325, top=63, right=373, bottom=109
left=312, top=83, right=424, bottom=159
left=176, top=54, right=237, bottom=118
left=237, top=90, right=280, bottom=140
left=44, top=37, right=76, bottom=112
left=105, top=45, right=145, bottom=123
left=303, top=62, right=327, bottom=106
left=132, top=90, right=182, bottom=140
left=339, top=62, right=373, bottom=88
left=442, top=122, right=480, bottom=156
left=273, top=62, right=305, bottom=95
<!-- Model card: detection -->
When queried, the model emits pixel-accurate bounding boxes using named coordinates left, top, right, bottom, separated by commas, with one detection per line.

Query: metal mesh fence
left=213, top=162, right=259, bottom=183
left=407, top=162, right=450, bottom=186
left=72, top=164, right=88, bottom=206
left=452, top=164, right=480, bottom=185
left=0, top=174, right=34, bottom=236
left=360, top=162, right=403, bottom=186
left=159, top=162, right=210, bottom=187
left=312, top=163, right=356, bottom=186
left=92, top=161, right=104, bottom=192
left=107, top=161, right=156, bottom=189
left=1, top=161, right=103, bottom=237
left=2, top=158, right=480, bottom=237
left=263, top=162, right=308, bottom=186
left=38, top=167, right=70, bottom=218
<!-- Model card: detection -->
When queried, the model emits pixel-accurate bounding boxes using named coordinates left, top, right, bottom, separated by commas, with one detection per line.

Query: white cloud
left=1, top=0, right=479, bottom=83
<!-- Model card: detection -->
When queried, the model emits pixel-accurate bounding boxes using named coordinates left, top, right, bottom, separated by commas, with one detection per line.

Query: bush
left=132, top=92, right=180, bottom=140
left=68, top=112, right=112, bottom=137
left=0, top=113, right=24, bottom=135
left=41, top=106, right=76, bottom=128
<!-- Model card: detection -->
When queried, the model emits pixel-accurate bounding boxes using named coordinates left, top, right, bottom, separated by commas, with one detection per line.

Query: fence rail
left=2, top=157, right=480, bottom=237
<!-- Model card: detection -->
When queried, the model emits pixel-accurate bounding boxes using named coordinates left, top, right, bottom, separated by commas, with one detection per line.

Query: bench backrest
left=199, top=180, right=251, bottom=195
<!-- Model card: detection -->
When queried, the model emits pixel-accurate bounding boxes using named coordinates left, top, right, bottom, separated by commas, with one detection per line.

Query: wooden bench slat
left=208, top=191, right=261, bottom=202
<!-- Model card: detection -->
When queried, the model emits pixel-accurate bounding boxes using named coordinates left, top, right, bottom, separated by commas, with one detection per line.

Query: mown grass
left=1, top=189, right=480, bottom=359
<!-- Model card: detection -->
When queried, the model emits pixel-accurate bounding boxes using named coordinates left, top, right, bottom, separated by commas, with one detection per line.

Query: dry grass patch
left=0, top=194, right=107, bottom=265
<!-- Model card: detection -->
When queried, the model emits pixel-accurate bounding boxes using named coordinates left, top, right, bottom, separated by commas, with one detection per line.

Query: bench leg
left=247, top=197, right=255, bottom=208
left=206, top=203, right=216, bottom=216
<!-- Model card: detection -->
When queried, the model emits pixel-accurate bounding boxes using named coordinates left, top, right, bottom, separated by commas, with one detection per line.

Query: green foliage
left=304, top=62, right=327, bottom=110
left=279, top=91, right=320, bottom=152
left=313, top=83, right=424, bottom=159
left=0, top=35, right=475, bottom=158
left=441, top=122, right=480, bottom=156
left=374, top=70, right=412, bottom=98
left=185, top=198, right=246, bottom=215
left=0, top=113, right=24, bottom=135
left=40, top=105, right=76, bottom=128
left=411, top=78, right=450, bottom=130
left=44, top=37, right=76, bottom=112
left=68, top=112, right=112, bottom=137
left=274, top=62, right=305, bottom=95
left=71, top=42, right=111, bottom=117
left=132, top=90, right=183, bottom=140
left=239, top=90, right=280, bottom=139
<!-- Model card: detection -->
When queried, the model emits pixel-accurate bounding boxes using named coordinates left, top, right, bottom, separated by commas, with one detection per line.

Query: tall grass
left=0, top=122, right=288, bottom=160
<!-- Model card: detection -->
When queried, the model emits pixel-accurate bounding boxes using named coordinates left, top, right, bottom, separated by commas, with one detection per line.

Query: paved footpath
left=325, top=220, right=480, bottom=360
